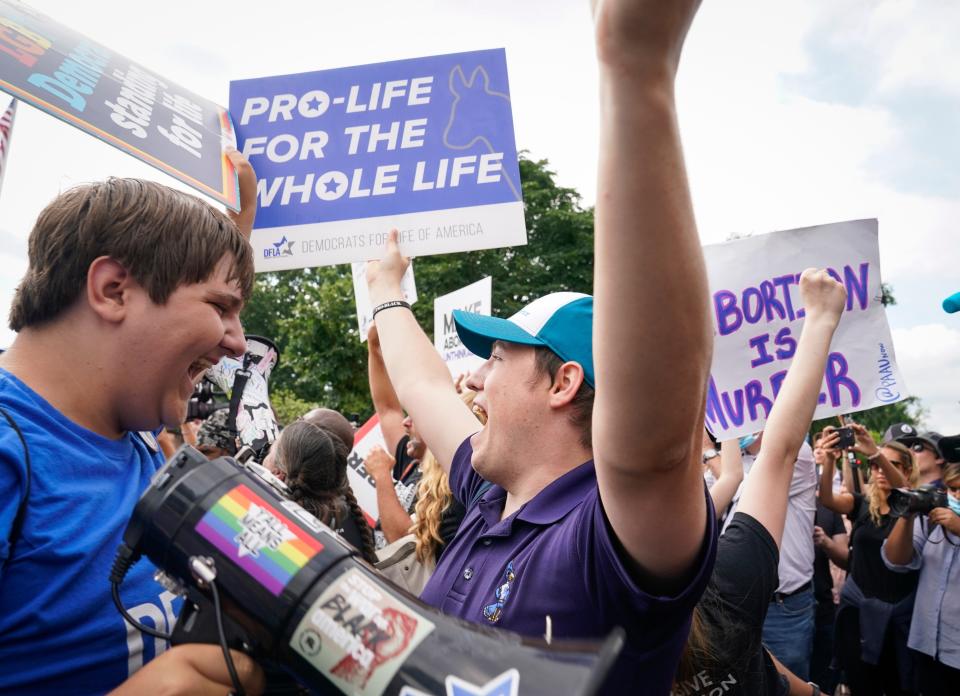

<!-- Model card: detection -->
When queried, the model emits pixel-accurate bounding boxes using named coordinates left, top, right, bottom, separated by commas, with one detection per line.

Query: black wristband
left=372, top=300, right=411, bottom=320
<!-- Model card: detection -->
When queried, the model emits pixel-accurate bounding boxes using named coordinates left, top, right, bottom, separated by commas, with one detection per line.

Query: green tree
left=241, top=155, right=595, bottom=419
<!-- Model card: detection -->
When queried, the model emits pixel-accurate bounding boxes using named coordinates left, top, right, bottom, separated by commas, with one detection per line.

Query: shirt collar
left=515, top=459, right=596, bottom=525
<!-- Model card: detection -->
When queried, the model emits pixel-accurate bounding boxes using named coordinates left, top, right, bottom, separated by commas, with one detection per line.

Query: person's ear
left=548, top=362, right=585, bottom=409
left=87, top=256, right=136, bottom=323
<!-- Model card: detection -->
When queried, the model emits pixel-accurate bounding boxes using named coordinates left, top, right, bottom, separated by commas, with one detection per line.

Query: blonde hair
left=410, top=389, right=484, bottom=563
left=868, top=441, right=917, bottom=525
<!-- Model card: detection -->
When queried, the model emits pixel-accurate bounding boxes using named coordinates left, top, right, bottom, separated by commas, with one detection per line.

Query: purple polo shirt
left=420, top=437, right=718, bottom=694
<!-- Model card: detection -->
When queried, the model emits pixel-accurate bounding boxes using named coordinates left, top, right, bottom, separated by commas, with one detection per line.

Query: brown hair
left=275, top=420, right=377, bottom=564
left=9, top=178, right=254, bottom=331
left=942, top=462, right=960, bottom=488
left=532, top=345, right=595, bottom=449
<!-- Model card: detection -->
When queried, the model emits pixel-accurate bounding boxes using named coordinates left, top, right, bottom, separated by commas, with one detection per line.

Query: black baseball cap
left=938, top=434, right=960, bottom=464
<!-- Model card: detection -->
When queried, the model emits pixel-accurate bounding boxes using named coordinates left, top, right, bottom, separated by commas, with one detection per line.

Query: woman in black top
left=675, top=268, right=847, bottom=696
left=819, top=427, right=918, bottom=694
left=266, top=419, right=379, bottom=564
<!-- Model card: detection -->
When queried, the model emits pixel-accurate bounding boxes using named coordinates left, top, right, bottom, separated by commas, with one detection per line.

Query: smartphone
left=834, top=426, right=855, bottom=450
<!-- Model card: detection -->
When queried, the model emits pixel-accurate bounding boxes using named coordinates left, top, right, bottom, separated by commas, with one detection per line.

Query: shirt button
left=482, top=538, right=492, bottom=546
left=463, top=567, right=474, bottom=580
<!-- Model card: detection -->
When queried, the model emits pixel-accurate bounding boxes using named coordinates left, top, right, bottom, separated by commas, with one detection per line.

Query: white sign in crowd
left=433, top=276, right=492, bottom=377
left=702, top=218, right=906, bottom=441
left=351, top=260, right=418, bottom=342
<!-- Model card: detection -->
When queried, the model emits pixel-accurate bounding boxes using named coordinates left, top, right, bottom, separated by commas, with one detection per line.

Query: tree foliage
left=241, top=155, right=595, bottom=420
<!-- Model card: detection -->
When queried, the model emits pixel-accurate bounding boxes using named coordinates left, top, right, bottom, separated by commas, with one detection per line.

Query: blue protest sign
left=230, top=49, right=527, bottom=270
left=0, top=0, right=240, bottom=209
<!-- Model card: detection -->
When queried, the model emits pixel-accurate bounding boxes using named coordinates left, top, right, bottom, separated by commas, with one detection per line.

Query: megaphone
left=110, top=446, right=623, bottom=695
left=205, top=335, right=281, bottom=456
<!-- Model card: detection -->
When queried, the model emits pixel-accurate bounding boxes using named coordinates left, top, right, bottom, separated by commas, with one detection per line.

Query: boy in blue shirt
left=0, top=153, right=263, bottom=694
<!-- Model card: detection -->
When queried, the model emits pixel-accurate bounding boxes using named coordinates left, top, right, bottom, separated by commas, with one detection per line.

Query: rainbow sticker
left=196, top=484, right=323, bottom=595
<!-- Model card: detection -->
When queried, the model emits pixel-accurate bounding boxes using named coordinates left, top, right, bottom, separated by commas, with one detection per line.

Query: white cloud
left=892, top=324, right=960, bottom=433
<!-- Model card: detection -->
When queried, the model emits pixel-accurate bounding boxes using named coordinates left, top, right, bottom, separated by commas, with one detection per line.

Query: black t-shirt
left=686, top=512, right=788, bottom=696
left=813, top=502, right=845, bottom=621
left=848, top=492, right=918, bottom=603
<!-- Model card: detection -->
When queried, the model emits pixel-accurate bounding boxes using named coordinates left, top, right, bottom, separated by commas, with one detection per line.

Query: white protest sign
left=434, top=277, right=492, bottom=376
left=351, top=261, right=417, bottom=342
left=703, top=219, right=906, bottom=441
left=345, top=415, right=387, bottom=524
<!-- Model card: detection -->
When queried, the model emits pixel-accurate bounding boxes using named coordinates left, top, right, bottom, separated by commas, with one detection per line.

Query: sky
left=1, top=0, right=958, bottom=432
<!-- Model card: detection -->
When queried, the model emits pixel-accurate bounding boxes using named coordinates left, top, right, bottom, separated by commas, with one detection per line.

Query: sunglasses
left=911, top=442, right=933, bottom=454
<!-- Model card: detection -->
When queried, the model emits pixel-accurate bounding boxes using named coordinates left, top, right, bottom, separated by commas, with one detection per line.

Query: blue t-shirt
left=420, top=437, right=718, bottom=695
left=0, top=369, right=179, bottom=694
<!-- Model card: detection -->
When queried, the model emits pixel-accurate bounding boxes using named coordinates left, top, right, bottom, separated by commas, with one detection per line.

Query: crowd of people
left=0, top=1, right=957, bottom=695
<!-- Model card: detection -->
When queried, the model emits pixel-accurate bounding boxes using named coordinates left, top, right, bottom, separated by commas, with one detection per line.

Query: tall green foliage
left=241, top=156, right=595, bottom=419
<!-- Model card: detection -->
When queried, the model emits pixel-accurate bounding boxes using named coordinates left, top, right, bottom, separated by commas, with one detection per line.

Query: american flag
left=0, top=98, right=17, bottom=195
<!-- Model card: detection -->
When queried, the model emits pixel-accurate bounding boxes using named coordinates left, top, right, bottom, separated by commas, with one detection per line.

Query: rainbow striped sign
left=196, top=484, right=323, bottom=596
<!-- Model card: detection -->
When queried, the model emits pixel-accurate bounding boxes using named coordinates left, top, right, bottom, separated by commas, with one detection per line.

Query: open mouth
left=187, top=358, right=215, bottom=384
left=472, top=402, right=488, bottom=425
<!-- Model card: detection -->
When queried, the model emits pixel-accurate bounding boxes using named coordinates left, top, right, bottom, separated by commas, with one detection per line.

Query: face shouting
left=115, top=254, right=247, bottom=432
left=465, top=341, right=546, bottom=486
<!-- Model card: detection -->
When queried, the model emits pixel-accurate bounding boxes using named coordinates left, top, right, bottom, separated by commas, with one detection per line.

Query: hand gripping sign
left=230, top=49, right=527, bottom=270
left=0, top=0, right=240, bottom=209
left=702, top=219, right=906, bottom=441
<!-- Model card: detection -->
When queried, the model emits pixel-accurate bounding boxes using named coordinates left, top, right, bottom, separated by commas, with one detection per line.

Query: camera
left=832, top=426, right=855, bottom=450
left=888, top=485, right=948, bottom=518
left=185, top=380, right=228, bottom=422
left=111, top=446, right=623, bottom=695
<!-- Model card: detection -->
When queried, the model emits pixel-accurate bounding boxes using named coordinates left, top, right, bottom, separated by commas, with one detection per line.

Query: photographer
left=883, top=461, right=960, bottom=694
left=820, top=425, right=918, bottom=694
left=0, top=152, right=262, bottom=694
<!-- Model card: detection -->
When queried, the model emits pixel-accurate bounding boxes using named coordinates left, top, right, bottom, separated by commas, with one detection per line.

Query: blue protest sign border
left=231, top=48, right=527, bottom=269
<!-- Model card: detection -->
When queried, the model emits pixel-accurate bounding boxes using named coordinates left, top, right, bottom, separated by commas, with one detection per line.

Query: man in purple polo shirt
left=366, top=1, right=715, bottom=692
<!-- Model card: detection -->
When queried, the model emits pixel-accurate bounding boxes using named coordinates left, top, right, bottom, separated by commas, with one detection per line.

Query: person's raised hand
left=365, top=445, right=396, bottom=484
left=591, top=0, right=702, bottom=77
left=798, top=268, right=847, bottom=325
left=366, top=229, right=410, bottom=301
left=108, top=644, right=264, bottom=696
left=226, top=149, right=257, bottom=241
left=929, top=507, right=960, bottom=536
left=820, top=428, right=843, bottom=454
left=850, top=423, right=880, bottom=457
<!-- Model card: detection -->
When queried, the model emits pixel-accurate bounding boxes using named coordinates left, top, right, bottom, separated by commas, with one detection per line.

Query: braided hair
left=273, top=420, right=377, bottom=563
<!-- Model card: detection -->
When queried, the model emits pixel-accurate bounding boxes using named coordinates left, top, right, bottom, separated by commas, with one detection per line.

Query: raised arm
left=366, top=235, right=480, bottom=472
left=736, top=270, right=847, bottom=547
left=589, top=0, right=714, bottom=585
left=708, top=439, right=743, bottom=514
left=225, top=149, right=257, bottom=242
left=851, top=423, right=906, bottom=489
left=818, top=430, right=855, bottom=515
left=367, top=324, right=405, bottom=454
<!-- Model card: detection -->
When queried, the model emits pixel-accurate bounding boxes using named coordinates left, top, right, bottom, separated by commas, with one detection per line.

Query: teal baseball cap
left=453, top=292, right=595, bottom=388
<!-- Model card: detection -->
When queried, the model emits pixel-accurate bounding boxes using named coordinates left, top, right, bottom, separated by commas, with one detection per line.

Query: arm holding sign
left=367, top=324, right=406, bottom=455
left=225, top=149, right=257, bottom=242
left=589, top=0, right=713, bottom=584
left=738, top=270, right=847, bottom=547
left=366, top=234, right=478, bottom=473
left=365, top=444, right=415, bottom=543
